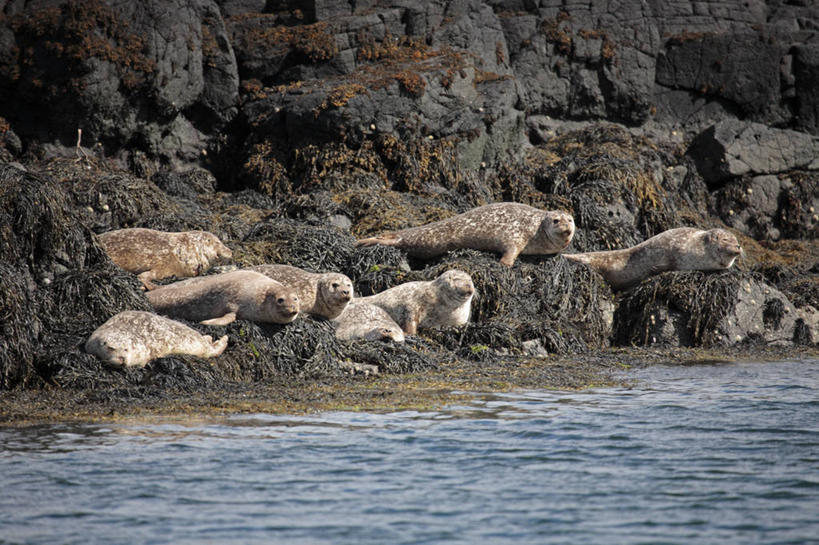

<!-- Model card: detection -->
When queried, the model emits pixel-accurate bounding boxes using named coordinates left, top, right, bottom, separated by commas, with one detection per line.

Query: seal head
left=539, top=210, right=576, bottom=252
left=703, top=228, right=742, bottom=269
left=315, top=273, right=354, bottom=319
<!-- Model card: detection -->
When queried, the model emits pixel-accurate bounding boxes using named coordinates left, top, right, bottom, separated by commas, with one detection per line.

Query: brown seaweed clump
left=385, top=248, right=614, bottom=357
left=0, top=163, right=150, bottom=389
left=613, top=270, right=762, bottom=347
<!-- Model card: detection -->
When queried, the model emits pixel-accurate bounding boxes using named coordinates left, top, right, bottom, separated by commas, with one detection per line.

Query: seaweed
left=613, top=270, right=762, bottom=347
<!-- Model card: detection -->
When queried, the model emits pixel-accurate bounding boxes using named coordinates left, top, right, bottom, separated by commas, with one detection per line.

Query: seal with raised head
left=249, top=264, right=353, bottom=319
left=564, top=227, right=743, bottom=291
left=358, top=269, right=475, bottom=334
left=333, top=300, right=406, bottom=342
left=85, top=310, right=228, bottom=368
left=146, top=270, right=300, bottom=326
left=355, top=203, right=575, bottom=267
left=97, top=228, right=233, bottom=289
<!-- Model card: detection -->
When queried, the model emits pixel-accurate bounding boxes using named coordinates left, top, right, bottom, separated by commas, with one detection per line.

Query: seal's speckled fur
left=564, top=228, right=742, bottom=291
left=249, top=264, right=353, bottom=319
left=98, top=228, right=232, bottom=289
left=85, top=310, right=227, bottom=367
left=355, top=203, right=575, bottom=266
left=358, top=270, right=475, bottom=335
left=333, top=301, right=405, bottom=342
left=146, top=270, right=300, bottom=325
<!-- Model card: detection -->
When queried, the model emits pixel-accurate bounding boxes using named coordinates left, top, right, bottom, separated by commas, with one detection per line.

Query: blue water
left=2, top=359, right=819, bottom=545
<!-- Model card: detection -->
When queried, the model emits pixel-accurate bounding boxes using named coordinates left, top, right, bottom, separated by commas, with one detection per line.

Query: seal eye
left=277, top=297, right=285, bottom=304
left=553, top=218, right=560, bottom=225
left=332, top=283, right=339, bottom=289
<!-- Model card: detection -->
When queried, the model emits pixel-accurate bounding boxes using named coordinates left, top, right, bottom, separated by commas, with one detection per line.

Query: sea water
left=2, top=359, right=818, bottom=544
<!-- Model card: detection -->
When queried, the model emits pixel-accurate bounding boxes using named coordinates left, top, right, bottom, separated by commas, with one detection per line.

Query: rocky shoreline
left=1, top=1, right=818, bottom=423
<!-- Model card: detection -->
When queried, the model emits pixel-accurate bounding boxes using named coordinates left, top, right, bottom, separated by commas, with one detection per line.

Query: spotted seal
left=564, top=227, right=742, bottom=291
left=146, top=270, right=300, bottom=325
left=355, top=203, right=575, bottom=267
left=97, top=228, right=232, bottom=289
left=85, top=310, right=228, bottom=368
left=248, top=264, right=353, bottom=319
left=358, top=269, right=475, bottom=334
left=333, top=300, right=405, bottom=342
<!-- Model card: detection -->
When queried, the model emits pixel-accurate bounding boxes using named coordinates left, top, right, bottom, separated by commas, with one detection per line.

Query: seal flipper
left=200, top=312, right=237, bottom=326
left=354, top=234, right=400, bottom=248
left=208, top=335, right=229, bottom=356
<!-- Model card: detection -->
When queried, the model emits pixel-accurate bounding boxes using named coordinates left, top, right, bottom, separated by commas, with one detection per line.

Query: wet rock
left=615, top=271, right=806, bottom=348
left=656, top=32, right=785, bottom=120
left=0, top=0, right=238, bottom=165
left=688, top=119, right=819, bottom=186
left=712, top=173, right=819, bottom=241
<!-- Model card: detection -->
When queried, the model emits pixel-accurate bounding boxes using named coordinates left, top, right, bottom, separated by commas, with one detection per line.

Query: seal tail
left=354, top=234, right=400, bottom=248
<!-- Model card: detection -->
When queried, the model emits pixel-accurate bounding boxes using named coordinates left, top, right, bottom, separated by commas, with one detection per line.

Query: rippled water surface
left=2, top=359, right=819, bottom=545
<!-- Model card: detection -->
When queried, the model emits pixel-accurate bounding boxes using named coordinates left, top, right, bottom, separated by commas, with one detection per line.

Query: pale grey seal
left=85, top=310, right=228, bottom=368
left=355, top=203, right=575, bottom=267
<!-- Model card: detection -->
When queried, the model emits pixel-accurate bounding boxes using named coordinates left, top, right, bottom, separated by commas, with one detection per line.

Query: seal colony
left=83, top=211, right=744, bottom=369
left=564, top=228, right=743, bottom=291
left=85, top=310, right=228, bottom=368
left=355, top=202, right=576, bottom=267
left=97, top=228, right=232, bottom=289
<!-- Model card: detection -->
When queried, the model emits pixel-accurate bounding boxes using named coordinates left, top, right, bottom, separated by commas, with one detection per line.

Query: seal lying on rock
left=249, top=264, right=353, bottom=319
left=85, top=310, right=228, bottom=368
left=564, top=227, right=742, bottom=291
left=333, top=300, right=406, bottom=342
left=97, top=228, right=232, bottom=289
left=146, top=270, right=300, bottom=325
left=358, top=269, right=475, bottom=334
left=355, top=203, right=575, bottom=267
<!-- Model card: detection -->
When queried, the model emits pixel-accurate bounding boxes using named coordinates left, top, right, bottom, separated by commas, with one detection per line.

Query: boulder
left=614, top=271, right=810, bottom=348
left=0, top=0, right=238, bottom=165
left=688, top=119, right=819, bottom=185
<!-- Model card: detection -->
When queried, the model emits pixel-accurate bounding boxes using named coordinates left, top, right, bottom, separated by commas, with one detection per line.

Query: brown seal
left=333, top=301, right=406, bottom=342
left=85, top=310, right=228, bottom=368
left=564, top=227, right=743, bottom=291
left=358, top=269, right=475, bottom=334
left=355, top=203, right=575, bottom=267
left=249, top=264, right=353, bottom=319
left=97, top=228, right=232, bottom=289
left=146, top=270, right=300, bottom=325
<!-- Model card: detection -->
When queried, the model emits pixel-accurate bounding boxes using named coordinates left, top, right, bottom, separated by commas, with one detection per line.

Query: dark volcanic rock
left=613, top=271, right=813, bottom=348
left=0, top=0, right=238, bottom=165
left=687, top=119, right=819, bottom=186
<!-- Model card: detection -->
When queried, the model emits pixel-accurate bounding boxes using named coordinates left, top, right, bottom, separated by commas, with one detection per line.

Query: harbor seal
left=564, top=227, right=742, bottom=291
left=85, top=310, right=228, bottom=368
left=333, top=301, right=406, bottom=342
left=249, top=264, right=353, bottom=319
left=358, top=269, right=475, bottom=334
left=355, top=203, right=575, bottom=267
left=146, top=270, right=300, bottom=326
left=97, top=228, right=232, bottom=289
